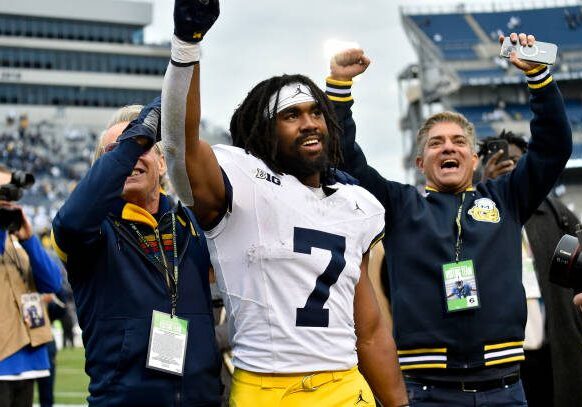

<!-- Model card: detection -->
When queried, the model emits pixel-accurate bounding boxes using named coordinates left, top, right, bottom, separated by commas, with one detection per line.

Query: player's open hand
left=481, top=150, right=514, bottom=181
left=330, top=48, right=370, bottom=82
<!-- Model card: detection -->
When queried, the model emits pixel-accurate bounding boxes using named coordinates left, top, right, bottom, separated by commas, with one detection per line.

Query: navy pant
left=0, top=380, right=34, bottom=407
left=406, top=379, right=528, bottom=407
left=36, top=341, right=56, bottom=407
left=521, top=346, right=553, bottom=407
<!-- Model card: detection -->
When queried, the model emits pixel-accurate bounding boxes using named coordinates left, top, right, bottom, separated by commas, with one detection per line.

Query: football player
left=161, top=1, right=408, bottom=406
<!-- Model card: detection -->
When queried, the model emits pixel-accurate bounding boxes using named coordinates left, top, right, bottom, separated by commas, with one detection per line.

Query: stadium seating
left=454, top=106, right=498, bottom=138
left=0, top=113, right=230, bottom=232
left=456, top=68, right=507, bottom=84
left=474, top=7, right=582, bottom=50
left=409, top=6, right=582, bottom=59
left=0, top=116, right=95, bottom=231
left=406, top=6, right=582, bottom=145
left=409, top=14, right=478, bottom=60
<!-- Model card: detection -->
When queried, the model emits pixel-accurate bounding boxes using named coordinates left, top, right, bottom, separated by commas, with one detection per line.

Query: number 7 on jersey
left=294, top=227, right=346, bottom=328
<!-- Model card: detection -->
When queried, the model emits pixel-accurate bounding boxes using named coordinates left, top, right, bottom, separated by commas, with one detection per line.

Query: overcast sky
left=143, top=1, right=492, bottom=182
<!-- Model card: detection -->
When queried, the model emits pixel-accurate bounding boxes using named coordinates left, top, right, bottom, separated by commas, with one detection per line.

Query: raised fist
left=117, top=96, right=161, bottom=149
left=330, top=48, right=371, bottom=82
left=174, top=0, right=220, bottom=43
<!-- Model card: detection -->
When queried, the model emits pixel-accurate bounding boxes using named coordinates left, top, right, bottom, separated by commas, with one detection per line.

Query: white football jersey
left=206, top=145, right=385, bottom=373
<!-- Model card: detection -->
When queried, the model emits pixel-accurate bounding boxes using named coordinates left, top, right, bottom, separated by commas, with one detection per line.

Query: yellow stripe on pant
left=230, top=366, right=376, bottom=406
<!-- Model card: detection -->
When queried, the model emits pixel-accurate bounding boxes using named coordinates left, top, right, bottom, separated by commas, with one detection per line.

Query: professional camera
left=0, top=170, right=35, bottom=232
left=550, top=224, right=582, bottom=294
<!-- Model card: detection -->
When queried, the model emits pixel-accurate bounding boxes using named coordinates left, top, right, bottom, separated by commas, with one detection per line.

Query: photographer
left=0, top=166, right=62, bottom=407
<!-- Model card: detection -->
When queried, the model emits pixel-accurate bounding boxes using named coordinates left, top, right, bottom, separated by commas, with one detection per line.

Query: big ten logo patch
left=468, top=198, right=500, bottom=223
left=255, top=168, right=281, bottom=186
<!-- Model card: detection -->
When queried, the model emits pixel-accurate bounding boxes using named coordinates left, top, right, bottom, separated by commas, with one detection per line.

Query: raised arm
left=10, top=207, right=62, bottom=293
left=162, top=0, right=225, bottom=229
left=327, top=49, right=404, bottom=221
left=327, top=49, right=371, bottom=176
left=52, top=101, right=160, bottom=261
left=499, top=33, right=572, bottom=222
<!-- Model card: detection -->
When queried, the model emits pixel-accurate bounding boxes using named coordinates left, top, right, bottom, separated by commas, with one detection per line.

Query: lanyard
left=454, top=193, right=466, bottom=262
left=130, top=213, right=179, bottom=317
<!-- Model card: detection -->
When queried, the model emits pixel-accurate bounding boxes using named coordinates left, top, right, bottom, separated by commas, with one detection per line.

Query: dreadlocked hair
left=229, top=74, right=343, bottom=176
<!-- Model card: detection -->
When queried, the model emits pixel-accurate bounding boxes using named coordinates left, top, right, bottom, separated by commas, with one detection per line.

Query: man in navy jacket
left=326, top=33, right=572, bottom=405
left=52, top=101, right=221, bottom=406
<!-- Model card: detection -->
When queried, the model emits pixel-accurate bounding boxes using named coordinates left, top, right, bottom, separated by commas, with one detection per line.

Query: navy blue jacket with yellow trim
left=52, top=139, right=221, bottom=406
left=329, top=77, right=572, bottom=371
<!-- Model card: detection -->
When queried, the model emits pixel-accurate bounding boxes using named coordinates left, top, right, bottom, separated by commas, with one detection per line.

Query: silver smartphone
left=499, top=37, right=558, bottom=65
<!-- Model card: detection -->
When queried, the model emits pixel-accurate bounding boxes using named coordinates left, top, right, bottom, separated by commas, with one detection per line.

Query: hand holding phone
left=484, top=139, right=509, bottom=164
left=481, top=139, right=514, bottom=181
left=500, top=37, right=557, bottom=65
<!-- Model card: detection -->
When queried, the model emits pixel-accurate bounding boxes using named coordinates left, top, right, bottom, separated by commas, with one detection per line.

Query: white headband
left=265, top=82, right=316, bottom=118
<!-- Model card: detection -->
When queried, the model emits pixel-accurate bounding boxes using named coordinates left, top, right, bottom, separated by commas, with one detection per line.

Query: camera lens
left=10, top=171, right=35, bottom=188
left=550, top=234, right=582, bottom=289
left=0, top=184, right=23, bottom=202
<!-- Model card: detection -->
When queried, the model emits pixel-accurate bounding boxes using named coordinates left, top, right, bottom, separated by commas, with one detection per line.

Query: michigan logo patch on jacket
left=468, top=198, right=500, bottom=223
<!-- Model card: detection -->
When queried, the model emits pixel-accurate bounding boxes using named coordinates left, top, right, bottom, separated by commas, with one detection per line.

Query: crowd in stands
left=0, top=111, right=231, bottom=235
left=1, top=112, right=98, bottom=233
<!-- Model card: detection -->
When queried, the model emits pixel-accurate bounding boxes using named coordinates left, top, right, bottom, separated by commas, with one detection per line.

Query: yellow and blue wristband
left=325, top=77, right=353, bottom=102
left=525, top=64, right=552, bottom=90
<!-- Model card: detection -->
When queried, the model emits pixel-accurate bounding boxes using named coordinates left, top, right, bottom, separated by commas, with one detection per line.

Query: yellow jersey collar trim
left=119, top=188, right=168, bottom=228
left=425, top=186, right=475, bottom=193
left=121, top=203, right=158, bottom=229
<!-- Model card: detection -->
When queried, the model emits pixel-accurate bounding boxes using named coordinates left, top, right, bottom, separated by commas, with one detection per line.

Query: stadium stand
left=0, top=0, right=232, bottom=233
left=409, top=14, right=478, bottom=60
left=0, top=112, right=230, bottom=234
left=399, top=0, right=582, bottom=210
left=474, top=7, right=582, bottom=51
left=0, top=113, right=94, bottom=232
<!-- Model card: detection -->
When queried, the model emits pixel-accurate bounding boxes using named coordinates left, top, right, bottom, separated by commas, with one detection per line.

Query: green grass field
left=34, top=347, right=89, bottom=406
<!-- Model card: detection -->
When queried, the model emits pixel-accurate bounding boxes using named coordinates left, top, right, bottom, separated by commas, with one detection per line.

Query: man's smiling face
left=275, top=101, right=329, bottom=182
left=101, top=121, right=166, bottom=205
left=416, top=121, right=478, bottom=193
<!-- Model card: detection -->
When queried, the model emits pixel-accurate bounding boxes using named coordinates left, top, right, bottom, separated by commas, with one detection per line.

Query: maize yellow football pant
left=230, top=366, right=376, bottom=406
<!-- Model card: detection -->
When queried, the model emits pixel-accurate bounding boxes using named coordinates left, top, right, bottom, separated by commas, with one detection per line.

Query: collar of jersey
left=425, top=186, right=475, bottom=193
left=114, top=190, right=171, bottom=229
